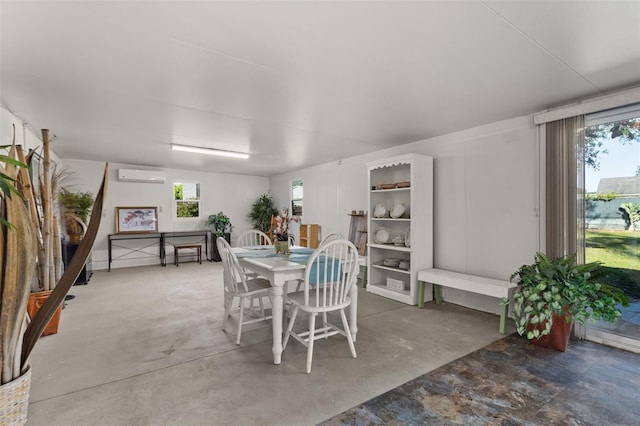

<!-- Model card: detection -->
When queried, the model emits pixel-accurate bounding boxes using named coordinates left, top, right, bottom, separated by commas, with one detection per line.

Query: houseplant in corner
left=59, top=189, right=94, bottom=243
left=248, top=192, right=279, bottom=235
left=207, top=211, right=232, bottom=261
left=507, top=252, right=629, bottom=351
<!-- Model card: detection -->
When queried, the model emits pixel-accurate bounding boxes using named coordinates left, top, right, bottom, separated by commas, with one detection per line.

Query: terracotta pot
left=527, top=310, right=573, bottom=352
left=68, top=232, right=82, bottom=244
left=27, top=290, right=62, bottom=336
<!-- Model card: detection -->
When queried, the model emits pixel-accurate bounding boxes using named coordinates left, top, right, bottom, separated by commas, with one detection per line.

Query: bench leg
left=499, top=302, right=508, bottom=334
left=434, top=284, right=442, bottom=304
left=418, top=281, right=425, bottom=308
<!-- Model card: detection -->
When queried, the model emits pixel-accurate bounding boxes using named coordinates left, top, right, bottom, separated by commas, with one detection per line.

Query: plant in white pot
left=506, top=252, right=629, bottom=351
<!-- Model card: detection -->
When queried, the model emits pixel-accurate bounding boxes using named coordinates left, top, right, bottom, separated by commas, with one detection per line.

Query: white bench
left=417, top=268, right=517, bottom=334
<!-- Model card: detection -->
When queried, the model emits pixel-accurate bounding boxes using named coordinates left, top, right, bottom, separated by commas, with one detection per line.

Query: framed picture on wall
left=115, top=206, right=158, bottom=234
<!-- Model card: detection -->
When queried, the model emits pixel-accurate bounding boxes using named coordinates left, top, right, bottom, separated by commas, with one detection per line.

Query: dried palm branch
left=0, top=146, right=36, bottom=384
left=21, top=163, right=108, bottom=366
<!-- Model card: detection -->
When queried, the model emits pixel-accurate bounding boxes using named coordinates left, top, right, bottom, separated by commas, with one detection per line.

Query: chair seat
left=243, top=277, right=272, bottom=293
left=287, top=291, right=351, bottom=313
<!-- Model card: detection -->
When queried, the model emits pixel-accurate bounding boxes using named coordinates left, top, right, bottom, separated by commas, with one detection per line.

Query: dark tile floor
left=321, top=334, right=640, bottom=425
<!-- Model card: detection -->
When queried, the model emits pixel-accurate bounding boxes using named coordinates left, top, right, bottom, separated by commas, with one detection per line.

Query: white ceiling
left=2, top=1, right=639, bottom=177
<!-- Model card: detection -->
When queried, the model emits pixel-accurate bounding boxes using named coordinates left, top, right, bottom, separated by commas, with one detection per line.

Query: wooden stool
left=174, top=244, right=202, bottom=266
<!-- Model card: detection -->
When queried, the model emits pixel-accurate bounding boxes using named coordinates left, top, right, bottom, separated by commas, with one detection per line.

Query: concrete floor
left=26, top=262, right=511, bottom=425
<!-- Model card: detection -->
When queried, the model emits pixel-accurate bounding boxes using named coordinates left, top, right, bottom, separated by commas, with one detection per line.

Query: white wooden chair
left=217, top=237, right=272, bottom=345
left=283, top=239, right=359, bottom=373
left=293, top=232, right=345, bottom=292
left=319, top=232, right=344, bottom=247
left=236, top=230, right=272, bottom=248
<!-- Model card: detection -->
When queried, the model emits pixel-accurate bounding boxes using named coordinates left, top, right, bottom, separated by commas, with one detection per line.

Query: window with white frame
left=291, top=179, right=303, bottom=217
left=174, top=182, right=200, bottom=218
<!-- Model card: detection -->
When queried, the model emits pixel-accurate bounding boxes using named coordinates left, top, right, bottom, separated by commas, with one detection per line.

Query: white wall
left=4, top=102, right=540, bottom=314
left=1, top=109, right=56, bottom=159
left=270, top=115, right=540, bottom=314
left=62, top=159, right=270, bottom=270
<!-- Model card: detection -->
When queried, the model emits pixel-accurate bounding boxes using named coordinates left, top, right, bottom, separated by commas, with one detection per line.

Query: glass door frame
left=577, top=104, right=640, bottom=354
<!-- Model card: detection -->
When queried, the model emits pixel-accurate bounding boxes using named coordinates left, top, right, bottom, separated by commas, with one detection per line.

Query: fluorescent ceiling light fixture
left=170, top=143, right=249, bottom=159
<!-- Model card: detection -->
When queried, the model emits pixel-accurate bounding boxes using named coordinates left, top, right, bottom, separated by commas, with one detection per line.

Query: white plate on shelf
left=390, top=202, right=405, bottom=218
left=373, top=203, right=387, bottom=218
left=374, top=228, right=389, bottom=244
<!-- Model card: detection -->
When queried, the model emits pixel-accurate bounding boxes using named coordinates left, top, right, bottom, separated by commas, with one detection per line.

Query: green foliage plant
left=585, top=192, right=618, bottom=201
left=505, top=252, right=629, bottom=340
left=619, top=202, right=640, bottom=231
left=0, top=147, right=29, bottom=228
left=59, top=189, right=94, bottom=236
left=207, top=211, right=232, bottom=237
left=248, top=192, right=279, bottom=234
left=59, top=190, right=94, bottom=223
left=585, top=118, right=640, bottom=170
left=176, top=201, right=199, bottom=218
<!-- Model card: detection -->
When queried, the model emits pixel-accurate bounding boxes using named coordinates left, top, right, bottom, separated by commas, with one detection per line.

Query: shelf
left=372, top=264, right=411, bottom=274
left=367, top=282, right=412, bottom=304
left=371, top=188, right=410, bottom=193
left=300, top=224, right=319, bottom=248
left=368, top=243, right=411, bottom=252
left=370, top=217, right=410, bottom=221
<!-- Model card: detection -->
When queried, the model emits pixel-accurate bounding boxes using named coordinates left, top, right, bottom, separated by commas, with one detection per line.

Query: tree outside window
left=174, top=182, right=200, bottom=218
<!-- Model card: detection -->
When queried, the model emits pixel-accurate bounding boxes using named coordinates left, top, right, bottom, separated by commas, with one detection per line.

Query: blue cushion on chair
left=290, top=254, right=342, bottom=285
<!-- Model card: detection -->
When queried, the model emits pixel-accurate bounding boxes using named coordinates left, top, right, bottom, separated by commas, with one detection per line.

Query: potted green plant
left=59, top=189, right=94, bottom=243
left=271, top=208, right=300, bottom=253
left=207, top=211, right=232, bottom=237
left=506, top=252, right=629, bottom=351
left=207, top=211, right=232, bottom=261
left=248, top=192, right=279, bottom=235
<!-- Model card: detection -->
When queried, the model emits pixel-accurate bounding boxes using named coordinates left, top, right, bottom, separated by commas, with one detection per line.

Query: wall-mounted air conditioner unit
left=118, top=169, right=166, bottom=184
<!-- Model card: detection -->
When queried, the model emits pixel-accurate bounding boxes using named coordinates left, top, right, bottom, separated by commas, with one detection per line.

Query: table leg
left=271, top=284, right=284, bottom=364
left=349, top=282, right=358, bottom=342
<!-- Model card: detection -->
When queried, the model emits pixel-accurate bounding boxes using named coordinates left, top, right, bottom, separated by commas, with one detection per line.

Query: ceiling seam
left=478, top=1, right=606, bottom=96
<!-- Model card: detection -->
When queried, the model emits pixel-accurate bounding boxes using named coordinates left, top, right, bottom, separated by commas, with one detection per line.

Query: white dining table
left=233, top=247, right=359, bottom=365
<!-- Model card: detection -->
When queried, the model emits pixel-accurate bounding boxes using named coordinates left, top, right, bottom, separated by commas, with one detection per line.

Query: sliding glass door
left=583, top=105, right=640, bottom=353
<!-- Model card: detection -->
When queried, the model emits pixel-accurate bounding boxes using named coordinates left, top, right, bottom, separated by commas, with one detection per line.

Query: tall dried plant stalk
left=41, top=129, right=52, bottom=291
left=52, top=218, right=62, bottom=282
left=15, top=147, right=39, bottom=234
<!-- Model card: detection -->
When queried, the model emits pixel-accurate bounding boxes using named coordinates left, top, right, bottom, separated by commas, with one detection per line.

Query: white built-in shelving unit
left=366, top=153, right=433, bottom=305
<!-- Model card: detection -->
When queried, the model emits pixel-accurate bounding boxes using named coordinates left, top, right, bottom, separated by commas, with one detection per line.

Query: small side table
left=174, top=244, right=202, bottom=266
